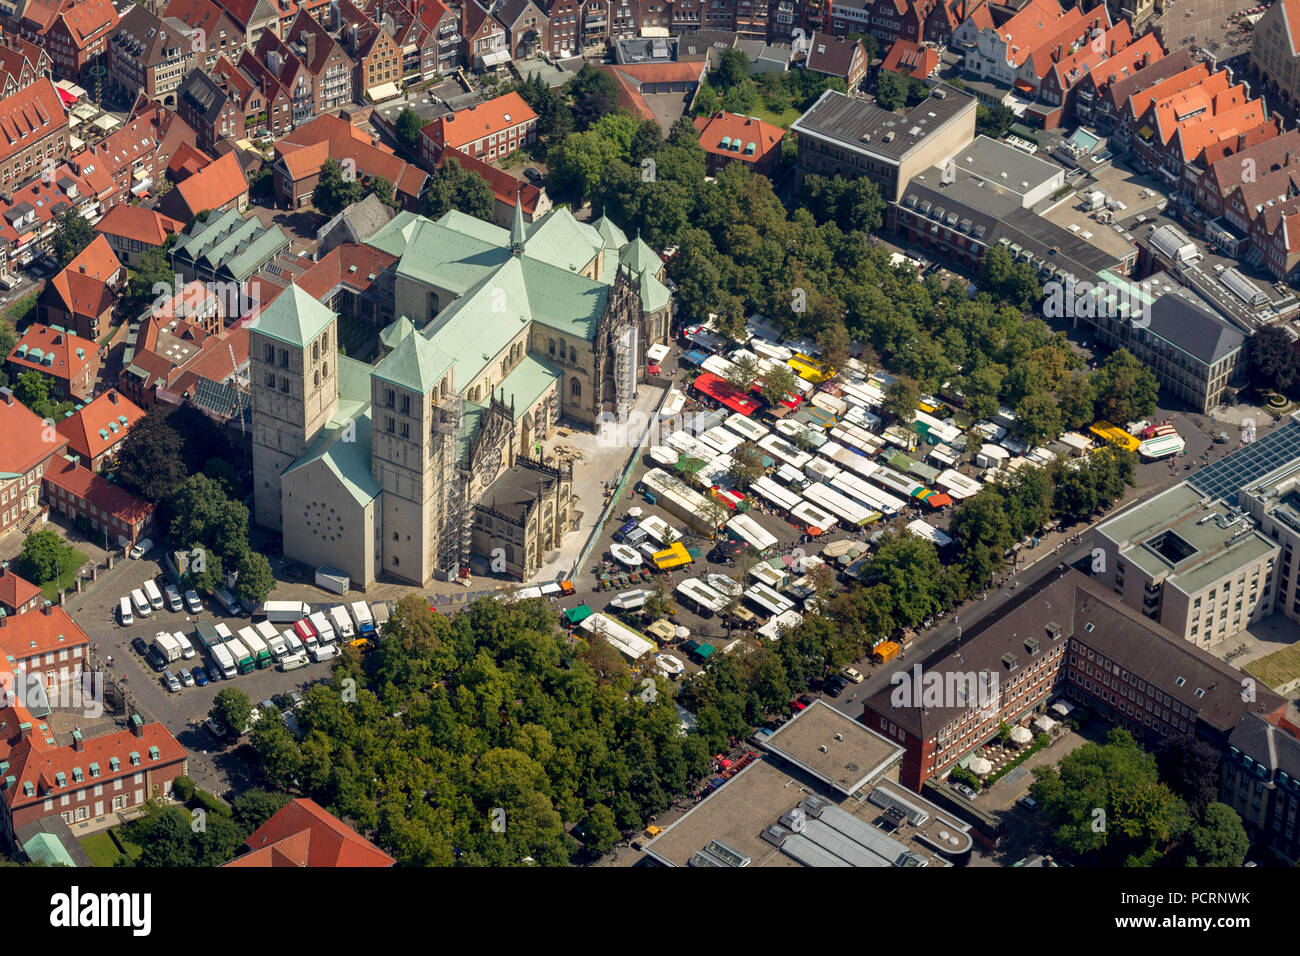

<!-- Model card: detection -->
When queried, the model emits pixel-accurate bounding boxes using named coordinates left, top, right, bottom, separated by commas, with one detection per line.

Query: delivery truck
left=238, top=626, right=273, bottom=669
left=225, top=637, right=255, bottom=674
left=256, top=600, right=311, bottom=624
left=152, top=631, right=183, bottom=663
left=308, top=610, right=336, bottom=645
left=350, top=601, right=376, bottom=638
left=327, top=604, right=355, bottom=639
left=265, top=630, right=289, bottom=661
left=209, top=642, right=237, bottom=679
left=194, top=621, right=221, bottom=649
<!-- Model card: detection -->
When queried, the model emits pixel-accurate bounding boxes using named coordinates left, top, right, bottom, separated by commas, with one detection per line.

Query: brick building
left=6, top=324, right=99, bottom=401
left=42, top=457, right=155, bottom=547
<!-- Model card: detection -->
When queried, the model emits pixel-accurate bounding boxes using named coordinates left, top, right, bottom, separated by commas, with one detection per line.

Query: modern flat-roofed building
left=1238, top=443, right=1300, bottom=627
left=790, top=84, right=976, bottom=201
left=642, top=700, right=974, bottom=867
left=1094, top=483, right=1279, bottom=646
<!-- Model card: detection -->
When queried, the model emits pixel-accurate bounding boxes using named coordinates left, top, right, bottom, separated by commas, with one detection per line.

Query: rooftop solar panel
left=1186, top=421, right=1300, bottom=505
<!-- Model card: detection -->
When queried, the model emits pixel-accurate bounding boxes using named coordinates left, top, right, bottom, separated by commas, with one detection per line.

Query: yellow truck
left=1088, top=421, right=1139, bottom=453
left=872, top=640, right=900, bottom=664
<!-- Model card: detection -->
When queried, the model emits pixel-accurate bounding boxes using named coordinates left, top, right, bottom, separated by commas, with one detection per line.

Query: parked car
left=842, top=667, right=865, bottom=684
left=147, top=647, right=167, bottom=671
left=129, top=537, right=154, bottom=560
left=288, top=690, right=304, bottom=709
left=952, top=783, right=978, bottom=800
left=523, top=167, right=543, bottom=184
left=824, top=676, right=848, bottom=697
left=790, top=698, right=807, bottom=712
left=1016, top=795, right=1039, bottom=812
left=206, top=663, right=222, bottom=683
left=163, top=670, right=181, bottom=692
left=184, top=589, right=203, bottom=614
left=191, top=666, right=209, bottom=687
left=179, top=668, right=195, bottom=687
left=204, top=717, right=225, bottom=739
left=131, top=637, right=149, bottom=656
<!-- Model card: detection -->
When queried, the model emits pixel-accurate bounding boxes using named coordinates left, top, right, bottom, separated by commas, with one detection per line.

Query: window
left=571, top=378, right=581, bottom=397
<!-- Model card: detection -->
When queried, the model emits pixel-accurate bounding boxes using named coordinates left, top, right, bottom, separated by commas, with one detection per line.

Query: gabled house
left=285, top=9, right=355, bottom=112
left=332, top=0, right=402, bottom=99
left=5, top=323, right=98, bottom=401
left=418, top=91, right=537, bottom=166
left=178, top=66, right=248, bottom=153
left=212, top=0, right=281, bottom=48
left=38, top=235, right=122, bottom=341
left=93, top=205, right=186, bottom=269
left=276, top=113, right=425, bottom=209
left=0, top=79, right=69, bottom=191
left=44, top=0, right=120, bottom=81
left=55, top=390, right=146, bottom=470
left=461, top=0, right=509, bottom=70
left=159, top=149, right=250, bottom=220
left=225, top=798, right=394, bottom=866
left=164, top=0, right=248, bottom=73
left=108, top=5, right=199, bottom=109
left=803, top=32, right=867, bottom=89
left=0, top=32, right=53, bottom=97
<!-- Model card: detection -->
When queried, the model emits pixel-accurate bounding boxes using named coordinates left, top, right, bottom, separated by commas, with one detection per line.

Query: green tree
left=758, top=364, right=801, bottom=406
left=313, top=157, right=364, bottom=216
left=1030, top=729, right=1191, bottom=866
left=51, top=208, right=93, bottom=268
left=1155, top=737, right=1222, bottom=814
left=421, top=156, right=497, bottom=221
left=1055, top=373, right=1095, bottom=430
left=395, top=106, right=423, bottom=152
left=115, top=407, right=188, bottom=503
left=1245, top=326, right=1300, bottom=396
left=167, top=473, right=250, bottom=568
left=976, top=244, right=1041, bottom=309
left=581, top=804, right=620, bottom=854
left=18, top=529, right=78, bottom=585
left=1091, top=349, right=1159, bottom=425
left=1012, top=390, right=1063, bottom=446
left=1185, top=803, right=1250, bottom=867
left=230, top=789, right=292, bottom=834
left=211, top=687, right=253, bottom=737
left=643, top=585, right=676, bottom=620
left=369, top=174, right=400, bottom=209
left=948, top=489, right=1014, bottom=586
left=232, top=549, right=275, bottom=605
left=865, top=533, right=945, bottom=627
left=122, top=238, right=180, bottom=320
left=883, top=378, right=920, bottom=423
left=130, top=803, right=199, bottom=867
left=875, top=69, right=909, bottom=110
left=567, top=64, right=620, bottom=130
left=726, top=442, right=765, bottom=490
left=715, top=48, right=750, bottom=90
left=12, top=369, right=53, bottom=419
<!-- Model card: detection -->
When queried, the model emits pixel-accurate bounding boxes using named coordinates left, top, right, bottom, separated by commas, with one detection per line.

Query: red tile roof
left=280, top=114, right=426, bottom=199
left=169, top=326, right=249, bottom=398
left=0, top=567, right=40, bottom=613
left=693, top=111, right=785, bottom=164
left=0, top=391, right=67, bottom=474
left=55, top=390, right=145, bottom=462
left=7, top=324, right=96, bottom=384
left=168, top=142, right=214, bottom=181
left=42, top=457, right=154, bottom=528
left=57, top=0, right=119, bottom=49
left=47, top=236, right=121, bottom=317
left=226, top=798, right=394, bottom=867
left=94, top=205, right=186, bottom=248
left=288, top=242, right=397, bottom=303
left=0, top=700, right=185, bottom=816
left=1281, top=0, right=1300, bottom=56
left=0, top=605, right=89, bottom=660
left=0, top=164, right=91, bottom=248
left=422, top=92, right=538, bottom=153
left=0, top=80, right=67, bottom=167
left=174, top=150, right=248, bottom=216
left=880, top=39, right=940, bottom=78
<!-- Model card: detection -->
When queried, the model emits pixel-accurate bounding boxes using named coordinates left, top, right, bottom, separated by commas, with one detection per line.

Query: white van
left=311, top=643, right=338, bottom=663
left=142, top=579, right=164, bottom=610
left=278, top=652, right=309, bottom=671
left=174, top=632, right=197, bottom=659
left=214, top=622, right=234, bottom=642
left=119, top=596, right=134, bottom=626
left=131, top=589, right=152, bottom=618
left=327, top=604, right=354, bottom=639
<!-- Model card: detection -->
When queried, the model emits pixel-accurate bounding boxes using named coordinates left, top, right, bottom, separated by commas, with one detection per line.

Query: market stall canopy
left=565, top=604, right=593, bottom=625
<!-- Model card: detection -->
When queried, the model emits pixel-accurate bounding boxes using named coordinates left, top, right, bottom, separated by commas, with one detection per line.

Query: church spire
left=510, top=198, right=526, bottom=255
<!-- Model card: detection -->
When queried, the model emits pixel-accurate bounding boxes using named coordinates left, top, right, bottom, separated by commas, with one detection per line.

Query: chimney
left=18, top=722, right=31, bottom=740
left=79, top=264, right=86, bottom=273
left=42, top=603, right=51, bottom=616
left=72, top=729, right=84, bottom=752
left=305, top=30, right=317, bottom=65
left=0, top=615, right=6, bottom=629
left=1290, top=150, right=1299, bottom=168
left=108, top=390, right=118, bottom=404
left=1237, top=132, right=1247, bottom=151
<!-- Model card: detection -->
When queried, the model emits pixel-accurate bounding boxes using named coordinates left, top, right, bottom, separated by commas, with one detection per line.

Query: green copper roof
left=379, top=314, right=415, bottom=350
left=592, top=213, right=627, bottom=249
left=335, top=353, right=374, bottom=404
left=497, top=354, right=562, bottom=421
left=457, top=400, right=487, bottom=461
left=522, top=207, right=602, bottom=273
left=518, top=256, right=606, bottom=339
left=440, top=209, right=510, bottom=246
left=252, top=283, right=335, bottom=348
left=640, top=268, right=670, bottom=313
left=173, top=207, right=243, bottom=261
left=226, top=227, right=290, bottom=281
left=620, top=234, right=661, bottom=276
left=423, top=257, right=531, bottom=387
left=373, top=326, right=454, bottom=393
left=283, top=407, right=381, bottom=507
left=22, top=833, right=74, bottom=868
left=364, top=211, right=422, bottom=257
left=510, top=198, right=527, bottom=250
left=386, top=216, right=510, bottom=297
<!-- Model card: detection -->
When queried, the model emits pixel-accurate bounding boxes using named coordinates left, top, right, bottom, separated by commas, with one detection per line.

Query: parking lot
left=61, top=554, right=349, bottom=794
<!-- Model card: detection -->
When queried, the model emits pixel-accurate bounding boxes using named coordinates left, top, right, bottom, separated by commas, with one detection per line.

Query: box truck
left=257, top=600, right=311, bottom=624
left=265, top=630, right=289, bottom=661
left=152, top=632, right=183, bottom=663
left=212, top=586, right=242, bottom=616
left=327, top=604, right=355, bottom=639
left=225, top=637, right=255, bottom=674
left=209, top=642, right=237, bottom=679
left=308, top=610, right=336, bottom=645
left=349, top=601, right=375, bottom=639
left=238, top=626, right=273, bottom=669
left=193, top=621, right=220, bottom=649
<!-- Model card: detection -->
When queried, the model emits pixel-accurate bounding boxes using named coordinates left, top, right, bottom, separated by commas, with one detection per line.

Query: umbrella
left=968, top=757, right=992, bottom=775
left=627, top=506, right=643, bottom=518
left=675, top=625, right=690, bottom=639
left=1009, top=726, right=1033, bottom=745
